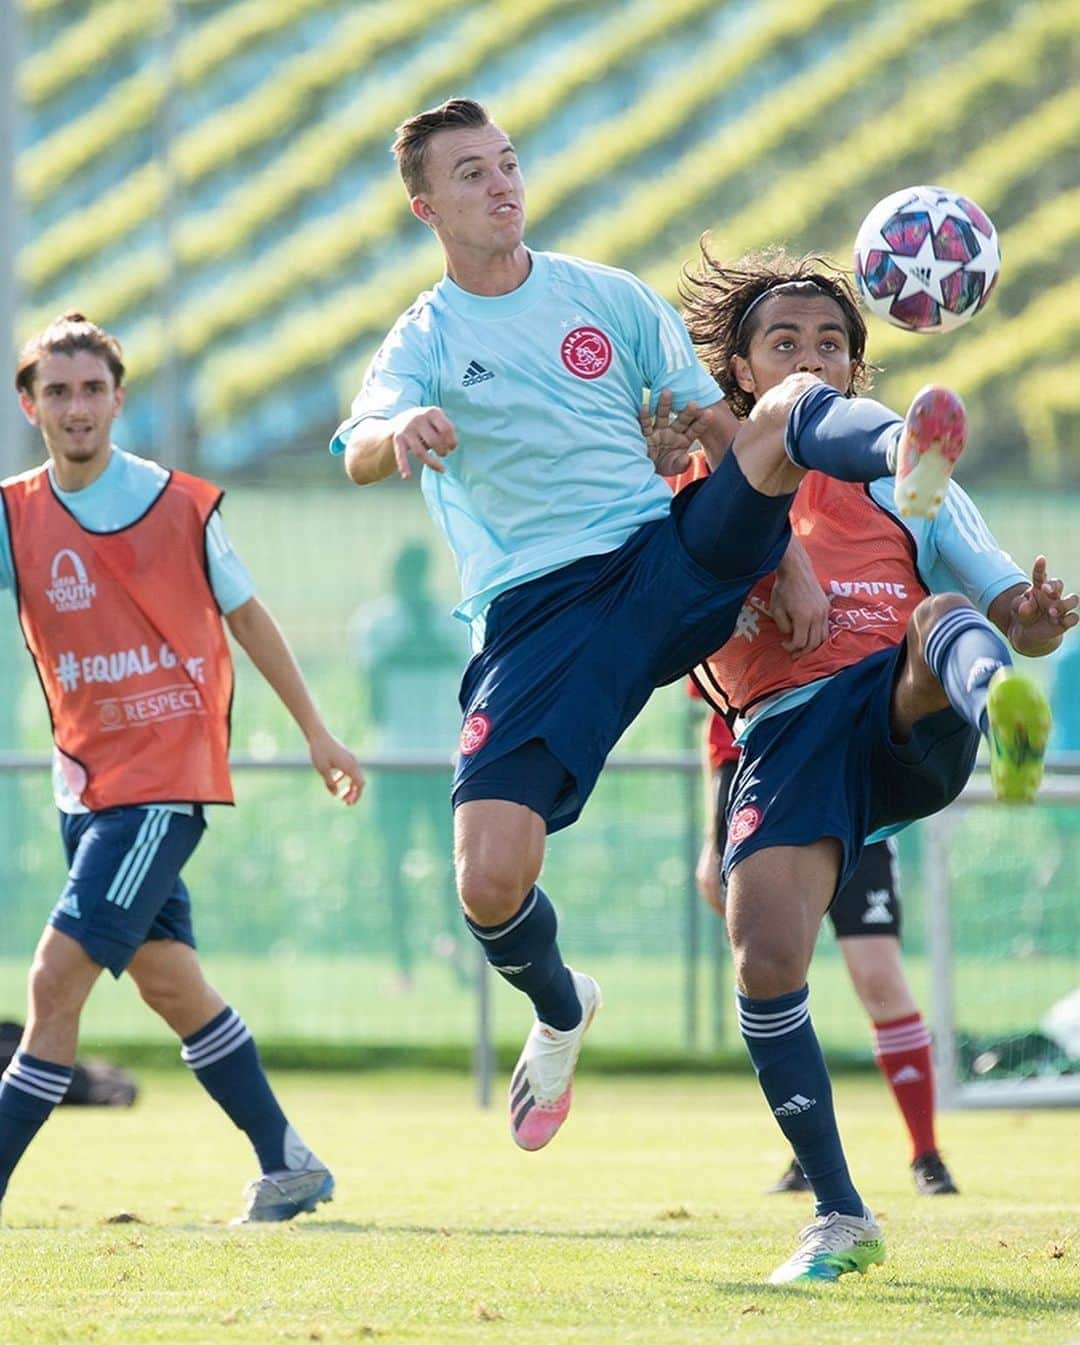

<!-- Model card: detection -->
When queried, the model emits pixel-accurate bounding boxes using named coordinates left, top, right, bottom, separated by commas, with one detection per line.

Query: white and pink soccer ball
left=853, top=185, right=1001, bottom=333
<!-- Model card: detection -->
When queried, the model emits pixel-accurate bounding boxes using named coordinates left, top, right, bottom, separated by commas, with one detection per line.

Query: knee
left=730, top=936, right=809, bottom=1001
left=750, top=373, right=823, bottom=437
left=135, top=972, right=185, bottom=1020
left=909, top=592, right=972, bottom=649
left=27, top=956, right=83, bottom=1025
left=456, top=857, right=533, bottom=927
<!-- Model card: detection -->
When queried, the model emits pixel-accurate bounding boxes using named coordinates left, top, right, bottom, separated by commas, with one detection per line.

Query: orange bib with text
left=672, top=458, right=927, bottom=715
left=2, top=465, right=235, bottom=808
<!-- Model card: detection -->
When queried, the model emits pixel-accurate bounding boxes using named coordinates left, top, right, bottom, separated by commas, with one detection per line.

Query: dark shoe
left=912, top=1150, right=959, bottom=1195
left=766, top=1158, right=813, bottom=1194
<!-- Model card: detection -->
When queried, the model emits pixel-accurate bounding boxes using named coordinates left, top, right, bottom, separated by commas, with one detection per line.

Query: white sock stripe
left=874, top=1025, right=932, bottom=1052
left=737, top=999, right=809, bottom=1027
left=469, top=888, right=539, bottom=942
left=180, top=1009, right=242, bottom=1058
left=186, top=1023, right=253, bottom=1070
left=181, top=1013, right=251, bottom=1069
left=3, top=1056, right=72, bottom=1103
left=738, top=1005, right=811, bottom=1038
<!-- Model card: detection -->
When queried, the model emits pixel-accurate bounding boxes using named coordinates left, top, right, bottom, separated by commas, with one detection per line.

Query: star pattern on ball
left=891, top=231, right=964, bottom=306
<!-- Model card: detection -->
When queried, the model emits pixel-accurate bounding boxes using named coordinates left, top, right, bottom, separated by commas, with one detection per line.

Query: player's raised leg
left=900, top=593, right=1052, bottom=803
left=455, top=789, right=600, bottom=1151
left=128, top=940, right=333, bottom=1223
left=781, top=378, right=966, bottom=517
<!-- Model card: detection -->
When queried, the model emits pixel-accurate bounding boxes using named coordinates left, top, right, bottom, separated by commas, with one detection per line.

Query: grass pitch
left=0, top=1070, right=1077, bottom=1345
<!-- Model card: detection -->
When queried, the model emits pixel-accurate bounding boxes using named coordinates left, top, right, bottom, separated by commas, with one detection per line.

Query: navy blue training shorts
left=453, top=453, right=791, bottom=832
left=50, top=805, right=206, bottom=977
left=722, top=643, right=978, bottom=890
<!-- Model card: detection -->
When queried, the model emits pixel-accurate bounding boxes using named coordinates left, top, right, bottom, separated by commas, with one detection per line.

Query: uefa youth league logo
left=561, top=327, right=613, bottom=380
left=46, top=548, right=96, bottom=613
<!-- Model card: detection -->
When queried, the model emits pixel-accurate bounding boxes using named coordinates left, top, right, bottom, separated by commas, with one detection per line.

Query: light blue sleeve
left=329, top=313, right=433, bottom=455
left=925, top=481, right=1026, bottom=613
left=0, top=504, right=12, bottom=594
left=619, top=274, right=723, bottom=413
left=206, top=510, right=255, bottom=615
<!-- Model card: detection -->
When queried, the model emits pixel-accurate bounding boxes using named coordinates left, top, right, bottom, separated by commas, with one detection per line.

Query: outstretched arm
left=225, top=597, right=364, bottom=804
left=344, top=408, right=458, bottom=484
left=988, top=555, right=1079, bottom=658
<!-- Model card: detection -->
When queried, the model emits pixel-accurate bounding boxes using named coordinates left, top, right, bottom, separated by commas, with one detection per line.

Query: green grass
left=1, top=1071, right=1077, bottom=1344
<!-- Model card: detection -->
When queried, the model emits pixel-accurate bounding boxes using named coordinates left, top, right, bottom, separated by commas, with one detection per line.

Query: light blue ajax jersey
left=331, top=250, right=722, bottom=626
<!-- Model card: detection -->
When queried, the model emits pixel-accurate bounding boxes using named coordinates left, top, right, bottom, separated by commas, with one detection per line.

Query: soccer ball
left=853, top=185, right=1000, bottom=333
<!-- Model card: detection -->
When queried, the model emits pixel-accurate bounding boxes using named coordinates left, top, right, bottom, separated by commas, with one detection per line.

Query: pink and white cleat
left=509, top=969, right=602, bottom=1152
left=892, top=384, right=967, bottom=519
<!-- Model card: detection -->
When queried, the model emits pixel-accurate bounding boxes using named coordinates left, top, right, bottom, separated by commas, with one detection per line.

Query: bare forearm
left=698, top=400, right=740, bottom=470
left=225, top=598, right=324, bottom=739
left=343, top=419, right=398, bottom=485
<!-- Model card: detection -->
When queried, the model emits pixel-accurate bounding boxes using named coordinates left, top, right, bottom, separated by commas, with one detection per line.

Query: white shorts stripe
left=104, top=808, right=171, bottom=911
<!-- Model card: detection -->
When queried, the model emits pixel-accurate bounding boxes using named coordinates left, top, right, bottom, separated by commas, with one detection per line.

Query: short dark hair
left=15, top=310, right=125, bottom=396
left=392, top=97, right=491, bottom=196
left=680, top=244, right=871, bottom=419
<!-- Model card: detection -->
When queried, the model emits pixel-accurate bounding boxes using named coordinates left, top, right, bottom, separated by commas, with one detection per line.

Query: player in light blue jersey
left=664, top=249, right=1077, bottom=1283
left=332, top=98, right=975, bottom=1160
left=0, top=312, right=364, bottom=1227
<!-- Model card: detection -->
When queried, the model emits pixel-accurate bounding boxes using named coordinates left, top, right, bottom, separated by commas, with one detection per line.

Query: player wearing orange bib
left=649, top=249, right=1075, bottom=1283
left=0, top=314, right=364, bottom=1226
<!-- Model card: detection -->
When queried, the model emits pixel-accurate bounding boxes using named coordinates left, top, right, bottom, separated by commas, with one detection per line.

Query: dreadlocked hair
left=679, top=243, right=872, bottom=420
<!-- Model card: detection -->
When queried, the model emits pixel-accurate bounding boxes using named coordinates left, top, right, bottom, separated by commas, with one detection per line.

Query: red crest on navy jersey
left=460, top=712, right=491, bottom=756
left=561, top=327, right=613, bottom=380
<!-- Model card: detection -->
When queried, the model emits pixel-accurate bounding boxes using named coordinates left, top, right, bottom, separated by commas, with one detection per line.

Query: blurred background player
left=694, top=702, right=958, bottom=1197
left=351, top=542, right=469, bottom=989
left=332, top=97, right=943, bottom=1173
left=651, top=246, right=1074, bottom=1283
left=0, top=313, right=364, bottom=1225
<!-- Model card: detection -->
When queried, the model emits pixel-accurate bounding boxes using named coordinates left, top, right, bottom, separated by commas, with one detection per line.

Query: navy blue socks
left=466, top=886, right=582, bottom=1030
left=0, top=1051, right=73, bottom=1203
left=738, top=986, right=863, bottom=1217
left=924, top=604, right=1010, bottom=734
left=786, top=383, right=902, bottom=482
left=181, top=1007, right=297, bottom=1174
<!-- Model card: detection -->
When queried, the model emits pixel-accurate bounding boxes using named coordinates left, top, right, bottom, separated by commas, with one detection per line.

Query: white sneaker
left=769, top=1206, right=886, bottom=1283
left=509, top=969, right=601, bottom=1151
left=232, top=1146, right=334, bottom=1224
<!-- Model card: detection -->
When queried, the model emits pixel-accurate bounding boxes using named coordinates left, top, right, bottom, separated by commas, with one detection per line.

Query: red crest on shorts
left=561, top=326, right=613, bottom=380
left=728, top=804, right=763, bottom=845
left=459, top=712, right=491, bottom=756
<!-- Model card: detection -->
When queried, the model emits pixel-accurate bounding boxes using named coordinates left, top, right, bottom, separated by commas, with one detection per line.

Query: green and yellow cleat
left=768, top=1208, right=886, bottom=1285
left=986, top=668, right=1052, bottom=803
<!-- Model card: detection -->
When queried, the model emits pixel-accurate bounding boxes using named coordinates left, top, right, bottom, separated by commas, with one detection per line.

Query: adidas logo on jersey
left=890, top=1065, right=924, bottom=1085
left=774, top=1093, right=817, bottom=1117
left=462, top=360, right=494, bottom=387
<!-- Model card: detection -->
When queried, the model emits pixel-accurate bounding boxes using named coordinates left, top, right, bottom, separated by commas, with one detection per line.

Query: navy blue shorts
left=714, top=764, right=901, bottom=937
left=453, top=456, right=790, bottom=832
left=49, top=806, right=205, bottom=977
left=722, top=643, right=978, bottom=890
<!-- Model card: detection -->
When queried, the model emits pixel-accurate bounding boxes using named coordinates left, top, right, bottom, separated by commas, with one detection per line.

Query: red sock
left=872, top=1012, right=938, bottom=1161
